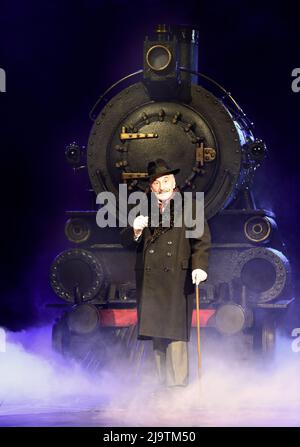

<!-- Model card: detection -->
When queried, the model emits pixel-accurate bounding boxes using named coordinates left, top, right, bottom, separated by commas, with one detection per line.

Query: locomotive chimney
left=172, top=24, right=199, bottom=85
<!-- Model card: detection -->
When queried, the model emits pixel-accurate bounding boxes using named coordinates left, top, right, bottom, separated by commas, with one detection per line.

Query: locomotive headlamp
left=247, top=139, right=267, bottom=163
left=65, top=142, right=84, bottom=167
left=65, top=217, right=91, bottom=244
left=143, top=29, right=178, bottom=99
left=146, top=45, right=172, bottom=72
left=244, top=216, right=275, bottom=243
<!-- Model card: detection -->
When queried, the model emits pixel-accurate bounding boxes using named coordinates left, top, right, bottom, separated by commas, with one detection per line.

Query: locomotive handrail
left=89, top=69, right=143, bottom=121
left=179, top=67, right=243, bottom=112
left=179, top=67, right=253, bottom=131
left=89, top=67, right=253, bottom=131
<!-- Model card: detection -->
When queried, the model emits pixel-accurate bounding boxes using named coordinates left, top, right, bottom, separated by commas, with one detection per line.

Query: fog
left=0, top=325, right=299, bottom=426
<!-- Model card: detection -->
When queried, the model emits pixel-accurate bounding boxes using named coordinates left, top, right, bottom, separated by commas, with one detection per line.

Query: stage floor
left=1, top=398, right=300, bottom=427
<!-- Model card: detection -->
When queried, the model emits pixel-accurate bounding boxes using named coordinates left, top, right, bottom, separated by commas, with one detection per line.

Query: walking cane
left=195, top=283, right=201, bottom=380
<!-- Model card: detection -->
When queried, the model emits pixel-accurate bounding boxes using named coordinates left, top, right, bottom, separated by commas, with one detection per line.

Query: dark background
left=0, top=0, right=299, bottom=330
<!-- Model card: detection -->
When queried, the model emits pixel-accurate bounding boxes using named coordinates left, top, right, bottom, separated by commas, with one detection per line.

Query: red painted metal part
left=98, top=308, right=215, bottom=327
left=191, top=308, right=215, bottom=327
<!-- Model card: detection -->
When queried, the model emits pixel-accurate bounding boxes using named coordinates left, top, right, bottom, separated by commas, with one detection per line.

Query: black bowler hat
left=146, top=158, right=180, bottom=182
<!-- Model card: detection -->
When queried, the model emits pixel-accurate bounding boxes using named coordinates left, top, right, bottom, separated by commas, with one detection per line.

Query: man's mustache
left=156, top=188, right=173, bottom=193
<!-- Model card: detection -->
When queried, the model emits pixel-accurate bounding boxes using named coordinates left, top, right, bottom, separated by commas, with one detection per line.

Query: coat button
left=149, top=249, right=154, bottom=254
left=167, top=252, right=172, bottom=257
left=163, top=267, right=170, bottom=272
left=167, top=241, right=172, bottom=245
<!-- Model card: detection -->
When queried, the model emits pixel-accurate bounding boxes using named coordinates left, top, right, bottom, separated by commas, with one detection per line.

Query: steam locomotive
left=49, top=24, right=294, bottom=370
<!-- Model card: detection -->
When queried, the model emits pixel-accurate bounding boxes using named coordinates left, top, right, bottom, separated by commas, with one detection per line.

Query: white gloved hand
left=133, top=215, right=148, bottom=237
left=192, top=269, right=207, bottom=286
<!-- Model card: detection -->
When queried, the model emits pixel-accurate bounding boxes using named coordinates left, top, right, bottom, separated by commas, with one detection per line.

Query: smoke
left=0, top=325, right=126, bottom=418
left=112, top=330, right=300, bottom=427
left=0, top=325, right=299, bottom=426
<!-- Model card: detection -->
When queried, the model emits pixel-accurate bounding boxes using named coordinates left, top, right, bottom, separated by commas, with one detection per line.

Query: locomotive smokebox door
left=87, top=81, right=246, bottom=220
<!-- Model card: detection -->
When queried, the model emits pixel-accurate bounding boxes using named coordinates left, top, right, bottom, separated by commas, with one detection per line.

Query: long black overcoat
left=121, top=198, right=211, bottom=342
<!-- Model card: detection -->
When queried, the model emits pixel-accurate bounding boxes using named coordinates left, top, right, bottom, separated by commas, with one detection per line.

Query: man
left=121, top=159, right=211, bottom=389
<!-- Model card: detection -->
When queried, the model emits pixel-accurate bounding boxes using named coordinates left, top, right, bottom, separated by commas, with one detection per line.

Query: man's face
left=150, top=174, right=176, bottom=201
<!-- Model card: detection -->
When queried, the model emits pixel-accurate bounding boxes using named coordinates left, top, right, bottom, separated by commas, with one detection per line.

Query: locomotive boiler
left=49, top=24, right=294, bottom=370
